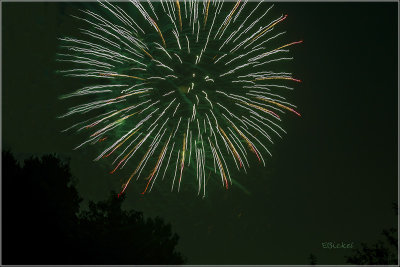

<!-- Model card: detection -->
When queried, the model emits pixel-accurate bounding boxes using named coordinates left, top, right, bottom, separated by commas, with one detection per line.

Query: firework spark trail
left=59, top=0, right=302, bottom=196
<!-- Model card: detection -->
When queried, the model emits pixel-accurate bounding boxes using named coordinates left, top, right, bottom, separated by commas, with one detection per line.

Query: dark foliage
left=345, top=203, right=398, bottom=265
left=76, top=193, right=185, bottom=264
left=308, top=253, right=317, bottom=265
left=2, top=150, right=186, bottom=265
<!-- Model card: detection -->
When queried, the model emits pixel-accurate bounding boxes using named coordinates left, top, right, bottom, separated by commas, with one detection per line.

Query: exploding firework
left=58, top=0, right=302, bottom=197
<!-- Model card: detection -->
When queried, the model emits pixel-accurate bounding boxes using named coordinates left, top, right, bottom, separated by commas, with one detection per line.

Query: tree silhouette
left=2, top=150, right=81, bottom=264
left=2, top=150, right=186, bottom=265
left=345, top=203, right=398, bottom=265
left=308, top=253, right=317, bottom=265
left=76, top=192, right=185, bottom=264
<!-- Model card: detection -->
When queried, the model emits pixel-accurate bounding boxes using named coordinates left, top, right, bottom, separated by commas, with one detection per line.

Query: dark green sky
left=2, top=1, right=398, bottom=265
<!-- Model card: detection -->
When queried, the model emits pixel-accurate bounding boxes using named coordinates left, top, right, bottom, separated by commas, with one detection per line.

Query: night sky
left=2, top=1, right=398, bottom=265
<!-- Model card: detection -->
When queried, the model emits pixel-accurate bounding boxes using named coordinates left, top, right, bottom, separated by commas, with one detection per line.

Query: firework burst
left=58, top=0, right=302, bottom=197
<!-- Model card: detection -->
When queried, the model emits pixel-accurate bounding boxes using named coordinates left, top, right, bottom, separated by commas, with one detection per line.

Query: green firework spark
left=58, top=0, right=302, bottom=197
